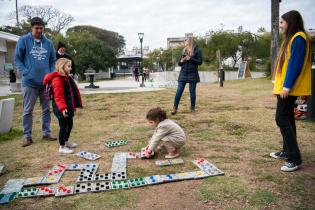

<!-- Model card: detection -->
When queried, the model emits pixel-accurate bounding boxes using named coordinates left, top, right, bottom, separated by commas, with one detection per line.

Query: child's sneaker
left=281, top=162, right=299, bottom=172
left=65, top=141, right=78, bottom=148
left=270, top=151, right=288, bottom=159
left=165, top=153, right=180, bottom=159
left=59, top=146, right=74, bottom=154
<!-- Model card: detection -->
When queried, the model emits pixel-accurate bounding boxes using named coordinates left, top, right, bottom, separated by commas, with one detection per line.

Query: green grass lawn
left=0, top=78, right=314, bottom=210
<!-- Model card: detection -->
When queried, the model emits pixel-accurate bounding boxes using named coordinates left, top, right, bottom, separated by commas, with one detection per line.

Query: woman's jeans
left=173, top=81, right=197, bottom=109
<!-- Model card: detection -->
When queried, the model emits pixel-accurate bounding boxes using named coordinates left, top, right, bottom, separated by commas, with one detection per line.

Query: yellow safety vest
left=273, top=32, right=312, bottom=96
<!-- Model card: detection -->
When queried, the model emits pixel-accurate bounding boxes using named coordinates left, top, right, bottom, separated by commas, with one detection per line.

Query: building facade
left=0, top=31, right=19, bottom=74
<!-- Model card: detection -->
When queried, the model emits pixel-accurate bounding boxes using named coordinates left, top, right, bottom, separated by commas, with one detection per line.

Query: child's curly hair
left=146, top=107, right=167, bottom=122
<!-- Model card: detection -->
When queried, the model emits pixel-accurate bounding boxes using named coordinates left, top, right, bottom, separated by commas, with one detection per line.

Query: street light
left=138, top=33, right=144, bottom=87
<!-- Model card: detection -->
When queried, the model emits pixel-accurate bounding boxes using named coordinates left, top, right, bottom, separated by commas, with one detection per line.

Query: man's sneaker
left=281, top=162, right=299, bottom=172
left=59, top=146, right=74, bottom=154
left=22, top=138, right=32, bottom=147
left=43, top=134, right=57, bottom=141
left=65, top=141, right=78, bottom=148
left=270, top=151, right=288, bottom=159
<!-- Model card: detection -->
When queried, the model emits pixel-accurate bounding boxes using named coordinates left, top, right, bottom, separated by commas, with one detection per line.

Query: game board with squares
left=104, top=140, right=128, bottom=148
left=76, top=151, right=101, bottom=161
left=55, top=186, right=75, bottom=197
left=18, top=188, right=39, bottom=198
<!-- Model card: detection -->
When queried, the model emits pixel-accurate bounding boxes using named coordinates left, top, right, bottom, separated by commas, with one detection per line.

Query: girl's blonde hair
left=184, top=37, right=195, bottom=56
left=56, top=58, right=71, bottom=75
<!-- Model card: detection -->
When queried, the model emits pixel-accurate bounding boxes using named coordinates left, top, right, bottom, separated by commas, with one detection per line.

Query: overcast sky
left=1, top=0, right=314, bottom=50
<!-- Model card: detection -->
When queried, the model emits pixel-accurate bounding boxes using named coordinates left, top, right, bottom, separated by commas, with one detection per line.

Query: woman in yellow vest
left=270, top=10, right=311, bottom=172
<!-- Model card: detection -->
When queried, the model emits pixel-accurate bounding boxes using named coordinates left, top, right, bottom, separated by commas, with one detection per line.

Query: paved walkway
left=0, top=79, right=165, bottom=97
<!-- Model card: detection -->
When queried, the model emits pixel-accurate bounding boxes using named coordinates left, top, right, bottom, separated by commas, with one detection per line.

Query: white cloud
left=0, top=0, right=314, bottom=49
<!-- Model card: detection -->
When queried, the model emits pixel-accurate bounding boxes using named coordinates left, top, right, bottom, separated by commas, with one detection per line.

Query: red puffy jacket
left=43, top=72, right=82, bottom=113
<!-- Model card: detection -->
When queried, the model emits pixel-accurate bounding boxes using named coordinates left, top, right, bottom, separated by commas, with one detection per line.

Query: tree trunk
left=271, top=0, right=280, bottom=79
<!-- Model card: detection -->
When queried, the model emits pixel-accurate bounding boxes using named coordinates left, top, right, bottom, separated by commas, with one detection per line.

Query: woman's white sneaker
left=59, top=146, right=74, bottom=154
left=65, top=141, right=78, bottom=148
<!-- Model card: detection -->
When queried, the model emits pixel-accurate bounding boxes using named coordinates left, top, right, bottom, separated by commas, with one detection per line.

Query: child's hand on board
left=62, top=109, right=68, bottom=117
left=142, top=146, right=153, bottom=158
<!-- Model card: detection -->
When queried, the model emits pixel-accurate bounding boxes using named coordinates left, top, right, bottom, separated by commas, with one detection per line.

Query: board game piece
left=76, top=151, right=101, bottom=161
left=193, top=170, right=211, bottom=179
left=67, top=163, right=84, bottom=171
left=192, top=159, right=224, bottom=176
left=18, top=188, right=39, bottom=198
left=111, top=180, right=129, bottom=189
left=0, top=192, right=17, bottom=204
left=111, top=172, right=127, bottom=180
left=160, top=174, right=180, bottom=182
left=23, top=177, right=44, bottom=186
left=174, top=172, right=196, bottom=180
left=127, top=152, right=141, bottom=159
left=0, top=179, right=25, bottom=194
left=74, top=183, right=93, bottom=194
left=55, top=186, right=74, bottom=197
left=128, top=177, right=147, bottom=188
left=169, top=158, right=184, bottom=165
left=93, top=173, right=111, bottom=181
left=91, top=181, right=112, bottom=192
left=104, top=140, right=128, bottom=148
left=143, top=175, right=163, bottom=185
left=36, top=187, right=56, bottom=197
left=155, top=160, right=170, bottom=166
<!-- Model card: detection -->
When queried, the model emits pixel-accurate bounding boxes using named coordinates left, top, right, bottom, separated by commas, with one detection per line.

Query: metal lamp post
left=138, top=33, right=145, bottom=87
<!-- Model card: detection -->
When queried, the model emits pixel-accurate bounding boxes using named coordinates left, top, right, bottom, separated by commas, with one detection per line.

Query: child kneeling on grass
left=43, top=58, right=82, bottom=154
left=142, top=107, right=186, bottom=159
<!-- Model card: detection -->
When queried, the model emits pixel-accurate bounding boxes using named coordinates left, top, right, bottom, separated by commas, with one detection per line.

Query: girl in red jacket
left=43, top=58, right=82, bottom=154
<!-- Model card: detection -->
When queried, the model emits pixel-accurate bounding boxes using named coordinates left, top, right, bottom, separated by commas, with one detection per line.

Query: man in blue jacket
left=15, top=17, right=57, bottom=147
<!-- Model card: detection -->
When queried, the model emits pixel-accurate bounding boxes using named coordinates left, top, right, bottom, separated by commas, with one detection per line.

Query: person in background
left=172, top=37, right=202, bottom=115
left=56, top=42, right=76, bottom=76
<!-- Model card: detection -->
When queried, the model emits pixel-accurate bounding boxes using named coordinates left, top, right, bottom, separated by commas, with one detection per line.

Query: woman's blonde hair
left=184, top=37, right=195, bottom=56
left=56, top=58, right=71, bottom=75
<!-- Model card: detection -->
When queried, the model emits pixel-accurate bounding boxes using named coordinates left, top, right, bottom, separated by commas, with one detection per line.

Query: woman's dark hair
left=31, top=17, right=45, bottom=27
left=277, top=10, right=309, bottom=74
left=146, top=107, right=167, bottom=122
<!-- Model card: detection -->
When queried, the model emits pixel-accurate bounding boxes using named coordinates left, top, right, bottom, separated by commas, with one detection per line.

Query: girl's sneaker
left=59, top=146, right=74, bottom=154
left=165, top=153, right=180, bottom=159
left=65, top=141, right=78, bottom=148
left=281, top=162, right=299, bottom=172
left=270, top=151, right=288, bottom=159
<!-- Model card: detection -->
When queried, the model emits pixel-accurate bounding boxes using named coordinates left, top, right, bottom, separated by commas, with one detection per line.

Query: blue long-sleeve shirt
left=283, top=36, right=306, bottom=90
left=15, top=32, right=56, bottom=88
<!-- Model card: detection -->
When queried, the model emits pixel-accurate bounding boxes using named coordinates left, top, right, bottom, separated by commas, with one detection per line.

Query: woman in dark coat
left=172, top=37, right=202, bottom=115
